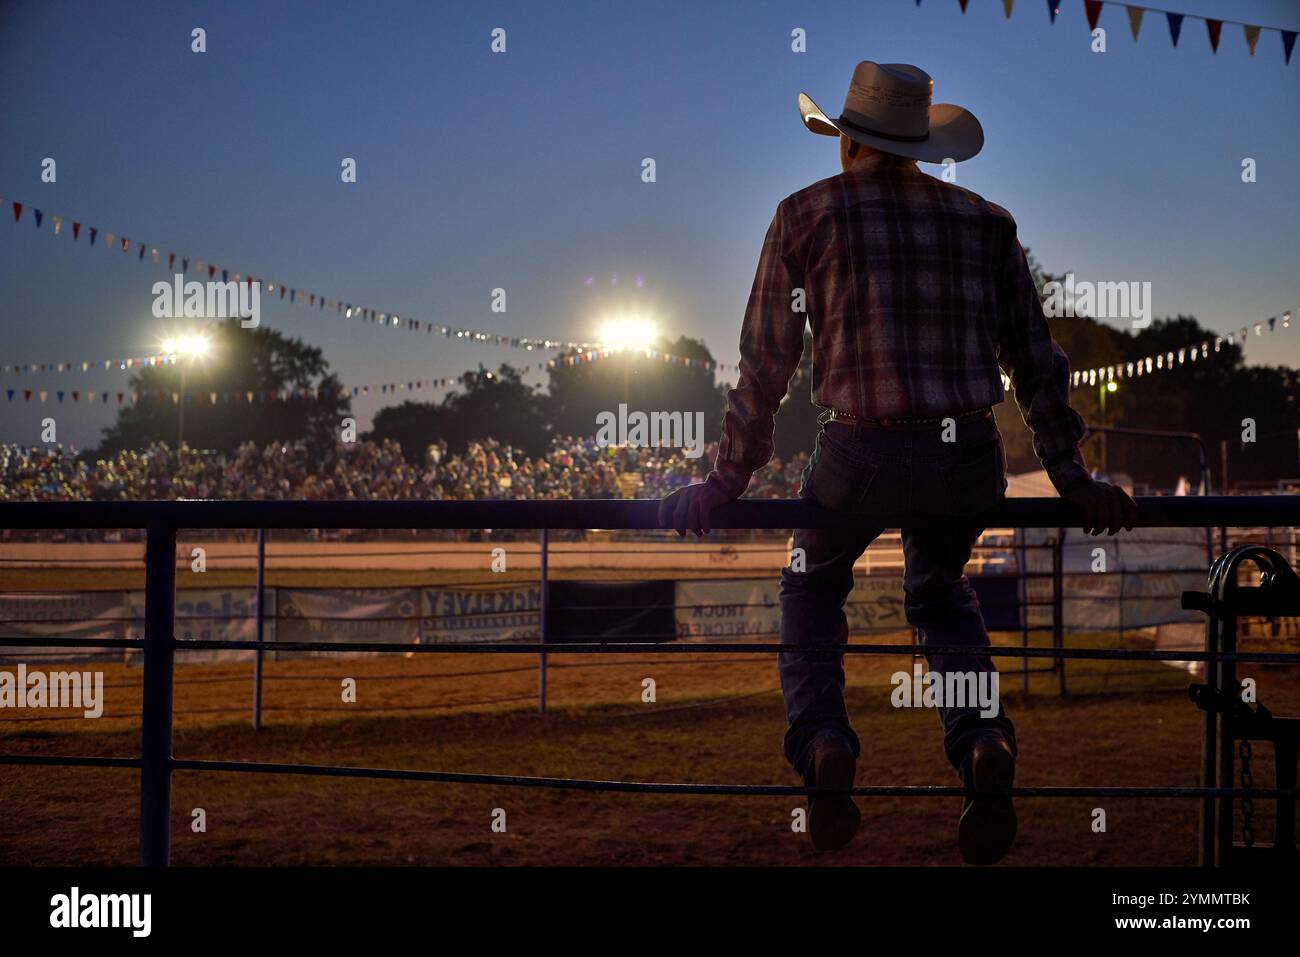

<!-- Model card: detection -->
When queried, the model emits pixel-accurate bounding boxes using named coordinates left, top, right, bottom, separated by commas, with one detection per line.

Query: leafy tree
left=368, top=363, right=550, bottom=460
left=95, top=320, right=348, bottom=457
left=545, top=336, right=728, bottom=441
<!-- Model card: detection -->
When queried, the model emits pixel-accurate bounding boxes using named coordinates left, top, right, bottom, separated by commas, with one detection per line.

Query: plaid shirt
left=708, top=153, right=1090, bottom=499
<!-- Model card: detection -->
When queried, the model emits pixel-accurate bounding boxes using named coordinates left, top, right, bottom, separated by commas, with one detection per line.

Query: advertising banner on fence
left=1022, top=527, right=1206, bottom=632
left=0, top=591, right=126, bottom=661
left=127, top=587, right=275, bottom=663
left=674, top=576, right=907, bottom=640
left=420, top=584, right=541, bottom=644
left=277, top=588, right=418, bottom=656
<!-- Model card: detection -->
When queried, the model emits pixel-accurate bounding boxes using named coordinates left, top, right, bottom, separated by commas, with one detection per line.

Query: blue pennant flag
left=1167, top=12, right=1184, bottom=47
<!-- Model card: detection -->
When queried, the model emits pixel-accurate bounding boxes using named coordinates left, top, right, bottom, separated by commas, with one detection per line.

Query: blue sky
left=1, top=0, right=1297, bottom=448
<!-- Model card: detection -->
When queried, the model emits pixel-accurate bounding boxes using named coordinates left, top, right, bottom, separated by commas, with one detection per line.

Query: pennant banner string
left=933, top=0, right=1296, bottom=63
left=2, top=195, right=605, bottom=353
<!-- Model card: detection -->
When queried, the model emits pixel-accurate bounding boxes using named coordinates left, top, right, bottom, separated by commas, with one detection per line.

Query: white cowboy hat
left=798, top=61, right=983, bottom=164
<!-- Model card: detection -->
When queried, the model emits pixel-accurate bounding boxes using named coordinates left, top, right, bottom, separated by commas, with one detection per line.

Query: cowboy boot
left=957, top=731, right=1017, bottom=865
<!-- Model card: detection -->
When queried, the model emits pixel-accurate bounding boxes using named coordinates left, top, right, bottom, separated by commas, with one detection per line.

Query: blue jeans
left=779, top=409, right=1018, bottom=783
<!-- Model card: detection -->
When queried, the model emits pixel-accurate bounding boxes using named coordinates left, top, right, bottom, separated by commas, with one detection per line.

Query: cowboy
left=660, top=62, right=1137, bottom=864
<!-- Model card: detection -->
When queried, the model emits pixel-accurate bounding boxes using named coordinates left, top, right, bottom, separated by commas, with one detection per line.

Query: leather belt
left=824, top=405, right=992, bottom=428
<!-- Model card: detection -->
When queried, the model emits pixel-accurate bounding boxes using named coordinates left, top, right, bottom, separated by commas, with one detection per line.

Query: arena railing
left=1, top=495, right=1298, bottom=868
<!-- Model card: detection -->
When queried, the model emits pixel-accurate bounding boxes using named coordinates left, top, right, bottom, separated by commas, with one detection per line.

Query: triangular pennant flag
left=33, top=209, right=44, bottom=228
left=1282, top=30, right=1297, bottom=64
left=138, top=242, right=146, bottom=260
left=959, top=0, right=969, bottom=12
left=1084, top=0, right=1102, bottom=33
left=1045, top=0, right=1059, bottom=23
left=168, top=252, right=175, bottom=269
left=121, top=236, right=129, bottom=252
left=1125, top=6, right=1144, bottom=41
left=1167, top=12, right=1183, bottom=47
left=1243, top=24, right=1260, bottom=56
left=11, top=201, right=22, bottom=222
left=208, top=265, right=215, bottom=279
left=73, top=221, right=81, bottom=240
left=105, top=232, right=114, bottom=248
left=52, top=215, right=63, bottom=235
left=1002, top=0, right=1014, bottom=18
left=89, top=227, right=98, bottom=245
left=1206, top=18, right=1222, bottom=53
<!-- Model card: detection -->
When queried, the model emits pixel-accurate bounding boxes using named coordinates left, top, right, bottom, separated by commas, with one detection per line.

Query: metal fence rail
left=2, top=495, right=1298, bottom=867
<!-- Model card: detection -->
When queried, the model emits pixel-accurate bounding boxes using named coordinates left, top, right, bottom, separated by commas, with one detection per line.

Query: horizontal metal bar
left=0, top=637, right=145, bottom=649
left=164, top=638, right=1300, bottom=663
left=166, top=758, right=1296, bottom=798
left=0, top=754, right=142, bottom=769
left=1, top=496, right=1297, bottom=529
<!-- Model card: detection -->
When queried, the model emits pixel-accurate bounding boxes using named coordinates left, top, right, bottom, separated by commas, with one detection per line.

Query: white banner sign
left=674, top=576, right=907, bottom=640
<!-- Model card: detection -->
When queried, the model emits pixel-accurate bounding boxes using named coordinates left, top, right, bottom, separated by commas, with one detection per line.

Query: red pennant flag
left=71, top=391, right=79, bottom=402
left=117, top=392, right=125, bottom=404
left=208, top=265, right=216, bottom=279
left=23, top=390, right=31, bottom=402
left=1206, top=18, right=1222, bottom=53
left=1084, top=0, right=1102, bottom=31
left=11, top=202, right=21, bottom=222
left=168, top=252, right=176, bottom=269
left=1243, top=25, right=1260, bottom=56
left=73, top=221, right=81, bottom=240
left=959, top=0, right=969, bottom=12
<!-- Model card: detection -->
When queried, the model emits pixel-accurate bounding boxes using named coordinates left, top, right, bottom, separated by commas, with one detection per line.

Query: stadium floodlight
left=597, top=315, right=659, bottom=351
left=159, top=331, right=215, bottom=448
left=161, top=333, right=212, bottom=360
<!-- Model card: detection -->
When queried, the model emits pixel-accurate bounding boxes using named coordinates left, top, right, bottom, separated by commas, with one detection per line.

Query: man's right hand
left=1063, top=479, right=1138, bottom=536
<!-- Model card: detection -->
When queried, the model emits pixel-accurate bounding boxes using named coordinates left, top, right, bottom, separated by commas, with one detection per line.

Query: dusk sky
left=2, top=0, right=1297, bottom=449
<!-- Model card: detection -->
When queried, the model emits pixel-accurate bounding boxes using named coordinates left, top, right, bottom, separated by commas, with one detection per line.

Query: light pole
left=1098, top=380, right=1117, bottom=476
left=162, top=334, right=212, bottom=450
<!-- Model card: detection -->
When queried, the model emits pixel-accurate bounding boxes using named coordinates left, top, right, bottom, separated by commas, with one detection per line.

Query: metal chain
left=1239, top=738, right=1255, bottom=848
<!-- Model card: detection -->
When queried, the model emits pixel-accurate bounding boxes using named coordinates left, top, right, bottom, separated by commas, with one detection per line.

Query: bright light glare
left=161, top=333, right=212, bottom=359
left=597, top=316, right=658, bottom=351
left=1106, top=381, right=1118, bottom=393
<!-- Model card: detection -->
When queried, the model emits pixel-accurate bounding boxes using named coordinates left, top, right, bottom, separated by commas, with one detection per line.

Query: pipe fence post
left=1053, top=532, right=1066, bottom=697
left=140, top=521, right=176, bottom=867
left=254, top=527, right=266, bottom=730
left=539, top=527, right=549, bottom=714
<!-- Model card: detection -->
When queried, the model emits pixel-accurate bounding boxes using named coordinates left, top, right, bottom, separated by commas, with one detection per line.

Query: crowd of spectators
left=0, top=437, right=809, bottom=503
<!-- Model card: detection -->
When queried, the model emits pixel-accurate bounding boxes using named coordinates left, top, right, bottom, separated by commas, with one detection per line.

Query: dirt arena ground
left=3, top=635, right=1295, bottom=866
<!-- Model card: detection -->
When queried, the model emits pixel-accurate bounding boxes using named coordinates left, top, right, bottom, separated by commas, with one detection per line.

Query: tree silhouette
left=95, top=320, right=349, bottom=457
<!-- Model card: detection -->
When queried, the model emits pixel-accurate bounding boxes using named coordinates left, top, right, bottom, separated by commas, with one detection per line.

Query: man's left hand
left=658, top=482, right=733, bottom=537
